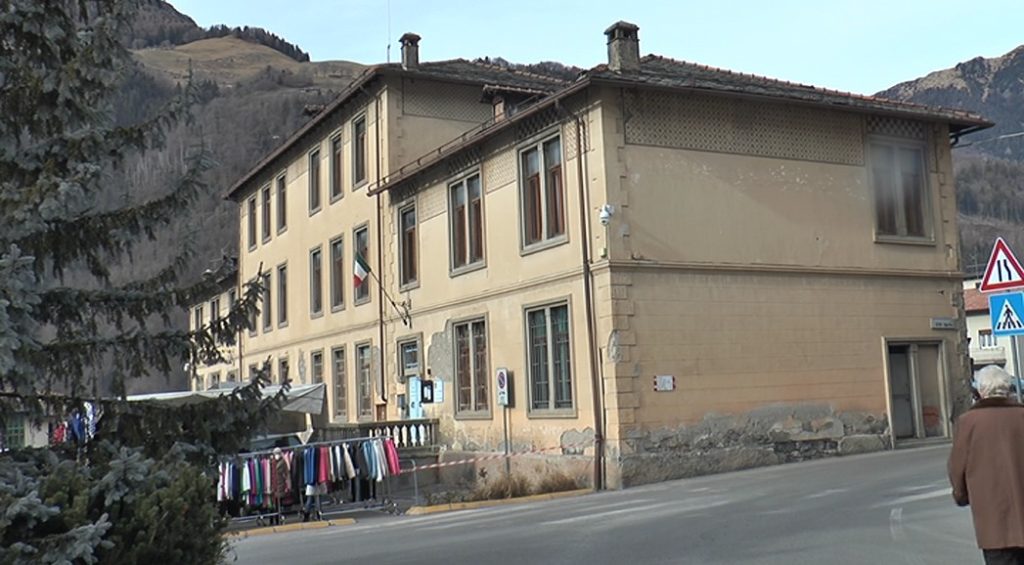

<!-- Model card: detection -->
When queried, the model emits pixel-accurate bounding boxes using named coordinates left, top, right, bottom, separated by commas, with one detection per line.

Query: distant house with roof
left=223, top=21, right=991, bottom=488
left=963, top=279, right=1017, bottom=372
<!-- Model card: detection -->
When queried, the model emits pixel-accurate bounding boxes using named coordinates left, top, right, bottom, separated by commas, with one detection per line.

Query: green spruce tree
left=0, top=1, right=282, bottom=562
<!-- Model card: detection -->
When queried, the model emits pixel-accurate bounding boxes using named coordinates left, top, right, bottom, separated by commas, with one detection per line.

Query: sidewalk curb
left=227, top=518, right=356, bottom=539
left=405, top=488, right=592, bottom=516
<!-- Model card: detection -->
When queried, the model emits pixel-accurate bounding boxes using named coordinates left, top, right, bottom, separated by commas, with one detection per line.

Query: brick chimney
left=400, top=32, right=421, bottom=70
left=604, top=21, right=639, bottom=72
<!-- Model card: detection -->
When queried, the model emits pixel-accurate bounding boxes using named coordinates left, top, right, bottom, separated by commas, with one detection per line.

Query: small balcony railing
left=971, top=346, right=1007, bottom=365
left=319, top=418, right=438, bottom=449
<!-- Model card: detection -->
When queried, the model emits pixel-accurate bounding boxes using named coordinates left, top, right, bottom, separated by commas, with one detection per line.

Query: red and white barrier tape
left=400, top=442, right=591, bottom=474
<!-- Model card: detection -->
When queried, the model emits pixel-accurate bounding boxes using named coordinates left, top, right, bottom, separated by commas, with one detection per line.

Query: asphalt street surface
left=230, top=445, right=979, bottom=564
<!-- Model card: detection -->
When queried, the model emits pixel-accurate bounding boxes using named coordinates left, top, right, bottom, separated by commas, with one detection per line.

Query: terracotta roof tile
left=964, top=286, right=989, bottom=313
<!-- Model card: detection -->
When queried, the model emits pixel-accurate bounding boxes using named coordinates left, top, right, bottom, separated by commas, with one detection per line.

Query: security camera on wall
left=599, top=204, right=614, bottom=226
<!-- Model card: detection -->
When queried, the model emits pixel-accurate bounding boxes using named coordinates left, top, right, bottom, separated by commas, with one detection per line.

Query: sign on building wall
left=496, top=368, right=511, bottom=406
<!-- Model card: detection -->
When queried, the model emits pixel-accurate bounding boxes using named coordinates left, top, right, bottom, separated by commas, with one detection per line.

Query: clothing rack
left=221, top=434, right=401, bottom=527
left=228, top=434, right=379, bottom=460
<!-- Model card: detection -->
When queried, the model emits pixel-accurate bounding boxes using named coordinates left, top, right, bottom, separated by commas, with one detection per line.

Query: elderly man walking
left=949, top=365, right=1024, bottom=564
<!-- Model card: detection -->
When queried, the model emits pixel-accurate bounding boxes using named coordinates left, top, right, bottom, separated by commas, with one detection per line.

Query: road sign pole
left=1015, top=335, right=1023, bottom=403
left=503, top=406, right=511, bottom=477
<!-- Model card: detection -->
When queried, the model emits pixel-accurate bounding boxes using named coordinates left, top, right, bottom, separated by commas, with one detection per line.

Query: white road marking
left=874, top=488, right=951, bottom=508
left=540, top=498, right=731, bottom=526
left=803, top=488, right=849, bottom=500
left=890, top=507, right=906, bottom=541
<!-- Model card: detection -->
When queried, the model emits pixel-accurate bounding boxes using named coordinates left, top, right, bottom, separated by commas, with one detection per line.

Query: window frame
left=247, top=196, right=257, bottom=250
left=398, top=201, right=419, bottom=290
left=979, top=329, right=998, bottom=350
left=278, top=356, right=290, bottom=385
left=277, top=262, right=288, bottom=328
left=353, top=224, right=371, bottom=305
left=210, top=297, right=220, bottom=326
left=332, top=345, right=348, bottom=421
left=868, top=135, right=934, bottom=244
left=353, top=115, right=368, bottom=188
left=193, top=305, right=203, bottom=332
left=330, top=133, right=344, bottom=202
left=453, top=317, right=491, bottom=419
left=448, top=170, right=486, bottom=275
left=355, top=342, right=374, bottom=421
left=261, top=272, right=272, bottom=332
left=209, top=372, right=221, bottom=390
left=518, top=133, right=567, bottom=252
left=308, top=147, right=322, bottom=215
left=261, top=184, right=272, bottom=243
left=310, top=245, right=324, bottom=318
left=524, top=300, right=576, bottom=416
left=330, top=235, right=345, bottom=312
left=310, top=349, right=324, bottom=385
left=3, top=414, right=25, bottom=450
left=276, top=172, right=288, bottom=234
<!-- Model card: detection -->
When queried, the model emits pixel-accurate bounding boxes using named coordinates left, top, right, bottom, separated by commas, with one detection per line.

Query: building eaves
left=370, top=52, right=994, bottom=198
left=587, top=55, right=992, bottom=132
left=224, top=60, right=568, bottom=202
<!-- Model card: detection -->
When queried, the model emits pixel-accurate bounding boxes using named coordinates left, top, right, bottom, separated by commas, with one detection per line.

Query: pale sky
left=168, top=0, right=1024, bottom=95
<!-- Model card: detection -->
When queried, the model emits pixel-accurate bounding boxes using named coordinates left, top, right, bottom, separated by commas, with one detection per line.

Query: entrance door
left=887, top=342, right=949, bottom=440
left=888, top=345, right=916, bottom=439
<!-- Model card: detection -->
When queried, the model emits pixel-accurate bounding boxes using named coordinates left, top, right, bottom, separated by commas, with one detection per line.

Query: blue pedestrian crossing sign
left=990, top=292, right=1024, bottom=336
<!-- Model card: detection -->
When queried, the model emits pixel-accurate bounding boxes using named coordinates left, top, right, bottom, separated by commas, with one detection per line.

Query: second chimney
left=604, top=21, right=639, bottom=72
left=400, top=32, right=421, bottom=69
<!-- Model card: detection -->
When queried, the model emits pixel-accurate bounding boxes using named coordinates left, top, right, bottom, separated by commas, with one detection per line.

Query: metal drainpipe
left=558, top=98, right=605, bottom=491
left=375, top=92, right=387, bottom=415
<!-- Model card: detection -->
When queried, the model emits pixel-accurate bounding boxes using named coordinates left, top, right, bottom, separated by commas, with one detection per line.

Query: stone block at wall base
left=616, top=408, right=889, bottom=488
left=837, top=434, right=888, bottom=456
left=619, top=446, right=782, bottom=487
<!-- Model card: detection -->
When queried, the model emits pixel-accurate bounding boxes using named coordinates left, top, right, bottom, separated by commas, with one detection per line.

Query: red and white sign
left=980, top=237, right=1024, bottom=292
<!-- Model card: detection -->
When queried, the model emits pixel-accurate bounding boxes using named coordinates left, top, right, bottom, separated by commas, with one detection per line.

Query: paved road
left=230, top=445, right=980, bottom=564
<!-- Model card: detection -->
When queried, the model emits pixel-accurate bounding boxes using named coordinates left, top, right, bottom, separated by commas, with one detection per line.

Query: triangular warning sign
left=997, top=299, right=1024, bottom=331
left=980, top=237, right=1024, bottom=292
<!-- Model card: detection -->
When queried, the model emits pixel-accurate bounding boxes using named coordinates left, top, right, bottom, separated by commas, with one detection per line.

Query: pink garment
left=384, top=438, right=400, bottom=476
left=318, top=446, right=330, bottom=485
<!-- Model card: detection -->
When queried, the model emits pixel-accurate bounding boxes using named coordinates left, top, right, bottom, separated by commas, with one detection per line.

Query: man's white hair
left=976, top=365, right=1013, bottom=399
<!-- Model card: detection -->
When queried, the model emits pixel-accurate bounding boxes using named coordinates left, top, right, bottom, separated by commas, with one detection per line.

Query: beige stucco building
left=225, top=23, right=991, bottom=488
left=188, top=266, right=241, bottom=391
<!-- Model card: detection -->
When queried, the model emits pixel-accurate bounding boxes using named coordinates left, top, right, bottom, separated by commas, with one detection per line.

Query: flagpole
left=363, top=266, right=409, bottom=326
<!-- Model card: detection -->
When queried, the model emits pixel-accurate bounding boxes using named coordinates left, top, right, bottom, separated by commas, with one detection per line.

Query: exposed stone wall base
left=617, top=406, right=889, bottom=487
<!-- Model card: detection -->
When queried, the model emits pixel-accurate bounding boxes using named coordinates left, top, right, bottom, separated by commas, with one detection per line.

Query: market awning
left=123, top=383, right=326, bottom=415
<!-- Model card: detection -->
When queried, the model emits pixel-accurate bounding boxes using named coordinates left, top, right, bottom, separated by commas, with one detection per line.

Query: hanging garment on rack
left=342, top=443, right=356, bottom=479
left=67, top=412, right=85, bottom=445
left=290, top=447, right=305, bottom=495
left=273, top=455, right=290, bottom=496
left=384, top=438, right=400, bottom=476
left=217, top=462, right=226, bottom=502
left=374, top=439, right=387, bottom=481
left=331, top=445, right=343, bottom=482
left=266, top=456, right=274, bottom=497
left=303, top=447, right=317, bottom=486
left=241, top=459, right=252, bottom=498
left=355, top=441, right=369, bottom=479
left=318, top=446, right=330, bottom=485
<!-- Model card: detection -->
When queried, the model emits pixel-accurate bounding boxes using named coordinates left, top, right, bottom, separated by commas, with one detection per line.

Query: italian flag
left=354, top=253, right=370, bottom=287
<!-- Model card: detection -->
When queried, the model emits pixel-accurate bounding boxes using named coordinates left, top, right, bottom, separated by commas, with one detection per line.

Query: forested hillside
left=106, top=3, right=362, bottom=392
left=879, top=46, right=1024, bottom=272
